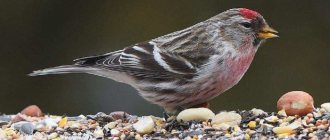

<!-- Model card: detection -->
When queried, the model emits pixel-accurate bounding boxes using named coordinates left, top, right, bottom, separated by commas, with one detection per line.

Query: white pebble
left=47, top=132, right=58, bottom=139
left=33, top=132, right=45, bottom=139
left=133, top=116, right=155, bottom=134
left=278, top=109, right=287, bottom=117
left=135, top=134, right=142, bottom=140
left=211, top=112, right=241, bottom=127
left=251, top=108, right=266, bottom=116
left=283, top=116, right=295, bottom=123
left=212, top=123, right=230, bottom=130
left=93, top=128, right=104, bottom=138
left=321, top=103, right=330, bottom=112
left=265, top=116, right=279, bottom=123
left=111, top=129, right=121, bottom=137
left=287, top=120, right=302, bottom=129
left=176, top=108, right=215, bottom=122
left=105, top=122, right=118, bottom=129
left=22, top=135, right=33, bottom=140
left=0, top=129, right=5, bottom=139
left=120, top=134, right=126, bottom=140
left=43, top=118, right=58, bottom=128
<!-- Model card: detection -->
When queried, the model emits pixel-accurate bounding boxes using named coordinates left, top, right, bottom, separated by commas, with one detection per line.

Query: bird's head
left=211, top=8, right=278, bottom=48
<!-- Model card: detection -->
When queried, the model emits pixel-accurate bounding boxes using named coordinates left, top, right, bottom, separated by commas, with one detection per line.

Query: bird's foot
left=165, top=118, right=189, bottom=131
left=163, top=111, right=190, bottom=131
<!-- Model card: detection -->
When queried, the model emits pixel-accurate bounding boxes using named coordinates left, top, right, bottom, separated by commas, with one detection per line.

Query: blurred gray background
left=1, top=1, right=329, bottom=116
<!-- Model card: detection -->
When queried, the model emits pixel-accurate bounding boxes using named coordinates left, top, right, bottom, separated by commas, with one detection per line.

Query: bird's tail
left=28, top=65, right=98, bottom=76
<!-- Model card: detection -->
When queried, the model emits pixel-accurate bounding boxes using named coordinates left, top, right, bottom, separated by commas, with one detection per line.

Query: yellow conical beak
left=258, top=26, right=278, bottom=39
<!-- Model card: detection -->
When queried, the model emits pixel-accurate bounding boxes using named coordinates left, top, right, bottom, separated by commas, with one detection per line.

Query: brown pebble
left=322, top=119, right=328, bottom=124
left=317, top=125, right=326, bottom=129
left=306, top=113, right=313, bottom=118
left=315, top=120, right=322, bottom=126
left=277, top=91, right=314, bottom=116
left=21, top=105, right=43, bottom=117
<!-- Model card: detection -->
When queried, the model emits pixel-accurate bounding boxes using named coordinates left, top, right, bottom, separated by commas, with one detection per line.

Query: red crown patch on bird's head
left=239, top=8, right=259, bottom=20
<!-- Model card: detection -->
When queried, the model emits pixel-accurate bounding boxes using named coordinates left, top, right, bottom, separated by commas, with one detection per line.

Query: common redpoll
left=30, top=8, right=278, bottom=113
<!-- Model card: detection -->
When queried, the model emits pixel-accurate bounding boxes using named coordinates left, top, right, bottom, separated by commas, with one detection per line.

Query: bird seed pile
left=1, top=105, right=330, bottom=140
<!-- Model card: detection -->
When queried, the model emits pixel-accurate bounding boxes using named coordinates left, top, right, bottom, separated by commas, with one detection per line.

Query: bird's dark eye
left=240, top=22, right=252, bottom=28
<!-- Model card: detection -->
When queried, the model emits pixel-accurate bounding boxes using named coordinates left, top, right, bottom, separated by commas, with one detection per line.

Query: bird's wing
left=74, top=42, right=197, bottom=82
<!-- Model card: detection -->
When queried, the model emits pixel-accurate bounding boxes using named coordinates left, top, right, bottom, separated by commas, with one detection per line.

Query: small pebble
left=320, top=108, right=327, bottom=114
left=43, top=118, right=58, bottom=128
left=58, top=117, right=67, bottom=128
left=67, top=115, right=85, bottom=121
left=5, top=128, right=16, bottom=137
left=244, top=133, right=250, bottom=140
left=321, top=119, right=328, bottom=124
left=120, top=134, right=126, bottom=140
left=47, top=132, right=58, bottom=139
left=135, top=134, right=142, bottom=140
left=265, top=116, right=278, bottom=123
left=212, top=112, right=241, bottom=127
left=105, top=122, right=118, bottom=129
left=282, top=116, right=295, bottom=122
left=0, top=116, right=11, bottom=122
left=93, top=128, right=104, bottom=138
left=0, top=129, right=5, bottom=139
left=133, top=116, right=154, bottom=134
left=0, top=121, right=8, bottom=127
left=313, top=111, right=322, bottom=118
left=224, top=133, right=231, bottom=137
left=317, top=124, right=326, bottom=129
left=277, top=132, right=292, bottom=138
left=129, top=132, right=135, bottom=137
left=287, top=120, right=302, bottom=129
left=247, top=121, right=256, bottom=129
left=277, top=109, right=287, bottom=117
left=251, top=108, right=266, bottom=116
left=20, top=122, right=35, bottom=135
left=69, top=122, right=81, bottom=128
left=248, top=129, right=256, bottom=135
left=110, top=129, right=121, bottom=137
left=213, top=123, right=230, bottom=130
left=306, top=113, right=313, bottom=118
left=321, top=103, right=330, bottom=112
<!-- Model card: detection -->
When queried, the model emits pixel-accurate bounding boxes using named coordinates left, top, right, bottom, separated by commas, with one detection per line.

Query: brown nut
left=277, top=91, right=314, bottom=116
left=21, top=105, right=43, bottom=117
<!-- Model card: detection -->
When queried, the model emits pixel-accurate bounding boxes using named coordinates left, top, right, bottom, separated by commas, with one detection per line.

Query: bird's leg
left=163, top=108, right=180, bottom=122
left=163, top=111, right=177, bottom=131
left=163, top=112, right=170, bottom=122
left=163, top=107, right=180, bottom=131
left=163, top=106, right=192, bottom=131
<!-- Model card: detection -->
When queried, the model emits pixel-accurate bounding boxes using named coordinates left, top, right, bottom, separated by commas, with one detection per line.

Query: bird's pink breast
left=218, top=47, right=257, bottom=91
left=187, top=47, right=258, bottom=107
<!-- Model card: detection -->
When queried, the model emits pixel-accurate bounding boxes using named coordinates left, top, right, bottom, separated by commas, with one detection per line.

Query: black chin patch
left=253, top=38, right=262, bottom=47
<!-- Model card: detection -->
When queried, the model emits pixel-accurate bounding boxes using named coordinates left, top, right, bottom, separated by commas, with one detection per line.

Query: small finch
left=30, top=8, right=278, bottom=113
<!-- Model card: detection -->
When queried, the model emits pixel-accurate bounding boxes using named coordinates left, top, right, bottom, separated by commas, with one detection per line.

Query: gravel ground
left=1, top=107, right=330, bottom=140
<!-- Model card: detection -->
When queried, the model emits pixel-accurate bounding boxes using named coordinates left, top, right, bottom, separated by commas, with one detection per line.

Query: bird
left=29, top=8, right=278, bottom=113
